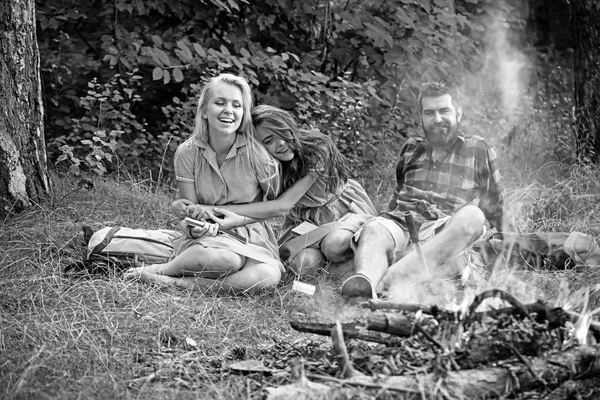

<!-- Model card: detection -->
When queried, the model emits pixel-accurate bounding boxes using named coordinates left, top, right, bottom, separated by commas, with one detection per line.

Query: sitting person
left=191, top=105, right=377, bottom=277
left=341, top=81, right=508, bottom=301
left=124, top=73, right=283, bottom=293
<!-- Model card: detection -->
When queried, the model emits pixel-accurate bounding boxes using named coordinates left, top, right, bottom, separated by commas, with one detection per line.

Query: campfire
left=271, top=288, right=600, bottom=399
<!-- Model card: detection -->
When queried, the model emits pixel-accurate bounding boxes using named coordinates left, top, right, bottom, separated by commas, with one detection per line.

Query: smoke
left=461, top=6, right=532, bottom=135
left=489, top=15, right=530, bottom=120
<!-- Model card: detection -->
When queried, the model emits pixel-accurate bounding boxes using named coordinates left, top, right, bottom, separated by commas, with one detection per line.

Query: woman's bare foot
left=123, top=264, right=165, bottom=279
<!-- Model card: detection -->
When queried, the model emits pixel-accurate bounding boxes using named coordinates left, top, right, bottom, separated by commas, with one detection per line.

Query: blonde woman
left=124, top=74, right=282, bottom=293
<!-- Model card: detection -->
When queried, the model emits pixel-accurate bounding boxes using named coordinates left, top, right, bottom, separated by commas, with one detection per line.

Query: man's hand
left=207, top=208, right=247, bottom=230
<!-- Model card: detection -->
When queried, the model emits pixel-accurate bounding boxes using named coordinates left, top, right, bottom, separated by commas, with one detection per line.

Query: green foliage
left=37, top=0, right=516, bottom=181
left=50, top=71, right=149, bottom=176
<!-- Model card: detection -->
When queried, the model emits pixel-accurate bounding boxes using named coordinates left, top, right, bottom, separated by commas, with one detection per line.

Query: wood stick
left=289, top=321, right=404, bottom=346
left=331, top=321, right=356, bottom=378
left=365, top=313, right=414, bottom=337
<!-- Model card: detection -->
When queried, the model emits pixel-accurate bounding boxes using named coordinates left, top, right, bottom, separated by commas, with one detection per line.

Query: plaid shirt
left=382, top=133, right=504, bottom=229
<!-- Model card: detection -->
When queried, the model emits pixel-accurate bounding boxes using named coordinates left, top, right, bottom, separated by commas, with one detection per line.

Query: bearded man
left=341, top=81, right=506, bottom=301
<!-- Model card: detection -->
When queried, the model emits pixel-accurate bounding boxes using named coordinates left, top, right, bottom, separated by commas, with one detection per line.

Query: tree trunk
left=572, top=0, right=600, bottom=164
left=0, top=0, right=49, bottom=216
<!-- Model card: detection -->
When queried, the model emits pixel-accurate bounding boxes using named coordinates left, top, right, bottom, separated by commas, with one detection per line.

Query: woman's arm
left=213, top=173, right=317, bottom=220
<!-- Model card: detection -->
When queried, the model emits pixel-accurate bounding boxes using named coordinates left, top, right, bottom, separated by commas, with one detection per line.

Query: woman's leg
left=132, top=258, right=281, bottom=293
left=320, top=229, right=355, bottom=263
left=287, top=248, right=325, bottom=278
left=125, top=244, right=245, bottom=279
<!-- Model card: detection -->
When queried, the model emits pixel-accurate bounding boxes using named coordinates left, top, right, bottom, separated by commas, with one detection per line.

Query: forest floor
left=1, top=157, right=600, bottom=399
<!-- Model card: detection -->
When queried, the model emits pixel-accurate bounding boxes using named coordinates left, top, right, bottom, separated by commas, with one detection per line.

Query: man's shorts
left=351, top=215, right=451, bottom=263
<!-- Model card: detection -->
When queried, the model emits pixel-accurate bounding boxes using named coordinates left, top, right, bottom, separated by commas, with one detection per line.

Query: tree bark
left=0, top=0, right=49, bottom=216
left=572, top=0, right=600, bottom=163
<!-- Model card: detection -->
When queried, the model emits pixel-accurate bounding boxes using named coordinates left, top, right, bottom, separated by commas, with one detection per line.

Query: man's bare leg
left=383, top=205, right=486, bottom=299
left=341, top=220, right=401, bottom=299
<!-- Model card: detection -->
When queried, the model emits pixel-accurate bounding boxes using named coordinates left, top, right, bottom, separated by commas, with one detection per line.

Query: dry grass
left=0, top=174, right=367, bottom=399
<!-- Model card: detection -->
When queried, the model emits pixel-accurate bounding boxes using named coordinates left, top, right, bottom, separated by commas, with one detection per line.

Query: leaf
left=193, top=43, right=207, bottom=58
left=176, top=41, right=194, bottom=62
left=220, top=44, right=231, bottom=56
left=152, top=67, right=163, bottom=81
left=228, top=360, right=274, bottom=373
left=163, top=69, right=171, bottom=84
left=240, top=48, right=251, bottom=59
left=173, top=68, right=184, bottom=83
left=155, top=48, right=171, bottom=66
left=185, top=337, right=198, bottom=348
left=151, top=35, right=162, bottom=46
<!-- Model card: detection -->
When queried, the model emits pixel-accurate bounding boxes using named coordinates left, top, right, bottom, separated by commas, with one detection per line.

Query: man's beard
left=423, top=122, right=459, bottom=147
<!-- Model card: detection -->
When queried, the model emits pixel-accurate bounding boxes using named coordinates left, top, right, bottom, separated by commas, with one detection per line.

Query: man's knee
left=359, top=220, right=395, bottom=248
left=452, top=205, right=486, bottom=237
left=356, top=220, right=397, bottom=261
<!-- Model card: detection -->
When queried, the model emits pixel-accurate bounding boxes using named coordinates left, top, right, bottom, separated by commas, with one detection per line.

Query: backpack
left=481, top=231, right=600, bottom=270
left=64, top=226, right=182, bottom=276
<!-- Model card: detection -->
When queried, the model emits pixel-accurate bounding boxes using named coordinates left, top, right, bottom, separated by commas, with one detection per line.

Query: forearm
left=211, top=203, right=287, bottom=220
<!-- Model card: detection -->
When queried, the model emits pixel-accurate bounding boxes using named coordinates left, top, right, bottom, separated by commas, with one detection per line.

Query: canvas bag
left=87, top=227, right=181, bottom=264
left=64, top=227, right=182, bottom=276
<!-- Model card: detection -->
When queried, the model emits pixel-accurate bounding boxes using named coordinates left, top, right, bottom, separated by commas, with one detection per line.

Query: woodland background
left=1, top=1, right=600, bottom=399
left=36, top=0, right=582, bottom=198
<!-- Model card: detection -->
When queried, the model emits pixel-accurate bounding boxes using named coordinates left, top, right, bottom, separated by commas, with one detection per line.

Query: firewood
left=331, top=344, right=600, bottom=398
left=330, top=321, right=357, bottom=378
left=289, top=321, right=404, bottom=346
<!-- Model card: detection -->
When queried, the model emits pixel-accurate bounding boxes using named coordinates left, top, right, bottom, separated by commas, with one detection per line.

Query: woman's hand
left=185, top=204, right=215, bottom=220
left=178, top=218, right=219, bottom=239
left=207, top=208, right=248, bottom=230
left=189, top=222, right=219, bottom=239
left=171, top=199, right=195, bottom=218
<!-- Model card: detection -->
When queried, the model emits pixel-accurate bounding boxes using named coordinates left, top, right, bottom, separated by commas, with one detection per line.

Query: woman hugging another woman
left=124, top=74, right=283, bottom=293
left=208, top=105, right=377, bottom=278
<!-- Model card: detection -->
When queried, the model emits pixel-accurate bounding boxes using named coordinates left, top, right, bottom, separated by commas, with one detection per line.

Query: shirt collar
left=193, top=133, right=247, bottom=151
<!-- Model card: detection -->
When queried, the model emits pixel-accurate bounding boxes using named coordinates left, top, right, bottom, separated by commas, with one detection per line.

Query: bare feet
left=123, top=264, right=165, bottom=279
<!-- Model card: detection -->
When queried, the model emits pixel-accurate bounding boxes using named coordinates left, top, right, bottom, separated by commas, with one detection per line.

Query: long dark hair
left=251, top=105, right=349, bottom=193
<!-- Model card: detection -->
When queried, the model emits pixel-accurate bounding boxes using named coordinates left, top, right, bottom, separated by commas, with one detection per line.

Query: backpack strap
left=89, top=227, right=122, bottom=256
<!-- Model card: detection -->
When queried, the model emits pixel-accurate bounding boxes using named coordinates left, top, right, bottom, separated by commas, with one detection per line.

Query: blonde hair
left=192, top=74, right=280, bottom=198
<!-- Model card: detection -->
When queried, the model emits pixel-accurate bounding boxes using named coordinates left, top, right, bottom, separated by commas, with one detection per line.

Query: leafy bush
left=37, top=0, right=556, bottom=187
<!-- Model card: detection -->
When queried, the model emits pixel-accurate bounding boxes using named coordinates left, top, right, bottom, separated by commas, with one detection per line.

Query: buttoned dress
left=172, top=135, right=284, bottom=273
left=279, top=175, right=377, bottom=262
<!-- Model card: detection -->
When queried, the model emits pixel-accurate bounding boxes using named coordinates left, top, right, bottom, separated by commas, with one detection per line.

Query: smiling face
left=421, top=94, right=462, bottom=147
left=255, top=126, right=295, bottom=161
left=204, top=82, right=244, bottom=137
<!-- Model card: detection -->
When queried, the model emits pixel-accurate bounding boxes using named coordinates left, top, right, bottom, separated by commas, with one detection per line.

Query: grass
left=3, top=91, right=600, bottom=399
left=1, top=175, right=374, bottom=399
